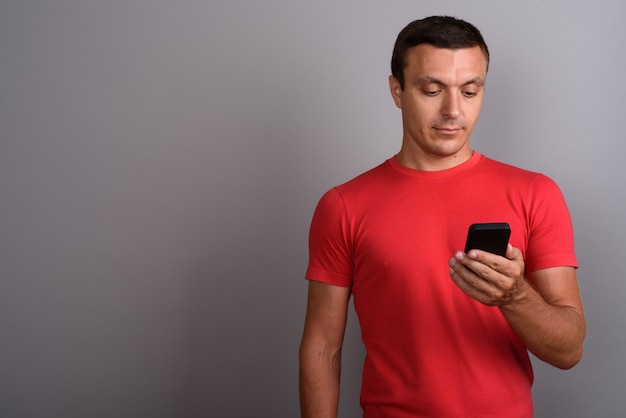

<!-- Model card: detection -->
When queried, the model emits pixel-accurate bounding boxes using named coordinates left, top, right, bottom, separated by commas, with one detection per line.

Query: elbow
left=555, top=344, right=584, bottom=370
left=538, top=329, right=586, bottom=370
left=553, top=352, right=582, bottom=370
left=299, top=335, right=343, bottom=372
left=553, top=315, right=587, bottom=370
left=549, top=334, right=585, bottom=370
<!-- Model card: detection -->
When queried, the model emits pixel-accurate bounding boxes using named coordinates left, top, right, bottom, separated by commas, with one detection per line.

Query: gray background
left=1, top=0, right=624, bottom=417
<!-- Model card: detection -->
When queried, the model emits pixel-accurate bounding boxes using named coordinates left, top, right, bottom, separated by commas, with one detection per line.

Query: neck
left=395, top=148, right=474, bottom=171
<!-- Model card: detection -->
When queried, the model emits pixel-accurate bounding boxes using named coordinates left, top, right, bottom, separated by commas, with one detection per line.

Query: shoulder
left=478, top=154, right=539, bottom=178
left=478, top=154, right=571, bottom=220
left=338, top=159, right=394, bottom=188
left=321, top=158, right=396, bottom=200
left=312, top=159, right=396, bottom=223
left=312, top=158, right=390, bottom=208
left=477, top=154, right=560, bottom=190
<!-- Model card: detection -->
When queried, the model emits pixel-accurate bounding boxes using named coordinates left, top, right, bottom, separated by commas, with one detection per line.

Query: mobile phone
left=464, top=223, right=511, bottom=256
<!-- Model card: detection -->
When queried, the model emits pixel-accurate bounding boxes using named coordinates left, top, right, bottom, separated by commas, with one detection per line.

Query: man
left=299, top=16, right=585, bottom=418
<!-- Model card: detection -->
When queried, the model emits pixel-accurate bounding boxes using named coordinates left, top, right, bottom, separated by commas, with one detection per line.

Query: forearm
left=499, top=279, right=585, bottom=369
left=299, top=346, right=342, bottom=418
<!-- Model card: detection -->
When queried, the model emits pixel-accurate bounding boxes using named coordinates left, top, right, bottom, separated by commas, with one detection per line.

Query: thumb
left=506, top=243, right=523, bottom=261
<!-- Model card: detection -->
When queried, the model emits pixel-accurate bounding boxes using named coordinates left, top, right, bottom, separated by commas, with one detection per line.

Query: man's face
left=390, top=44, right=488, bottom=170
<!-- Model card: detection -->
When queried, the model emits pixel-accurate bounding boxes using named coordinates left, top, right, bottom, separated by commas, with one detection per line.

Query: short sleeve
left=525, top=175, right=578, bottom=273
left=305, top=188, right=354, bottom=288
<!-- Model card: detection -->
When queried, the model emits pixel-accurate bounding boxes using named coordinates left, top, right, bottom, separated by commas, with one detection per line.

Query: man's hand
left=448, top=243, right=585, bottom=369
left=448, top=243, right=528, bottom=306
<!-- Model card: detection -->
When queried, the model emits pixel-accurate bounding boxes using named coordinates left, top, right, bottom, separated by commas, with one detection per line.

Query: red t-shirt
left=306, top=152, right=577, bottom=418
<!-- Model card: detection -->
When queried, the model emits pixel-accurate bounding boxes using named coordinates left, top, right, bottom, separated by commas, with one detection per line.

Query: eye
left=463, top=91, right=478, bottom=98
left=423, top=90, right=440, bottom=97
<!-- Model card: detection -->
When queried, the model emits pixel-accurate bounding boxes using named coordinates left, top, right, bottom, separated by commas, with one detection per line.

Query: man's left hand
left=448, top=243, right=528, bottom=306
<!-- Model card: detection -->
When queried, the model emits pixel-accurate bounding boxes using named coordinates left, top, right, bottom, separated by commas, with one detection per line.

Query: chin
left=433, top=142, right=469, bottom=157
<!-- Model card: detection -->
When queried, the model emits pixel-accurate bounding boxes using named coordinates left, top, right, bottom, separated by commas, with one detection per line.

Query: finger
left=456, top=251, right=506, bottom=283
left=449, top=264, right=519, bottom=306
left=453, top=251, right=521, bottom=297
left=466, top=249, right=522, bottom=282
left=506, top=243, right=523, bottom=262
left=449, top=258, right=494, bottom=299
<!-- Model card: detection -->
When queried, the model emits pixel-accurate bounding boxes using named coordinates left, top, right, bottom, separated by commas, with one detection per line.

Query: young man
left=299, top=16, right=585, bottom=418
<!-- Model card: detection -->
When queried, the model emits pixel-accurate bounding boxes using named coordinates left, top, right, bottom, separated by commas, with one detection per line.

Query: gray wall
left=1, top=1, right=624, bottom=417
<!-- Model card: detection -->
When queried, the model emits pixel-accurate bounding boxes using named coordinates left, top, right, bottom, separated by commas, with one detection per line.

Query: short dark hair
left=391, top=16, right=490, bottom=89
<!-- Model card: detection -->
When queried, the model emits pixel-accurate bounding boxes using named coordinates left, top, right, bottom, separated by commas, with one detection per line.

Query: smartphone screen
left=464, top=223, right=511, bottom=256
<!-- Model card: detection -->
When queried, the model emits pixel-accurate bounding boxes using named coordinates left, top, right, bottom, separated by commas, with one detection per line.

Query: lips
left=434, top=126, right=462, bottom=134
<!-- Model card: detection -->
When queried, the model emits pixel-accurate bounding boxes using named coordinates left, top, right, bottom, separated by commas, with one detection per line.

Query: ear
left=389, top=75, right=402, bottom=109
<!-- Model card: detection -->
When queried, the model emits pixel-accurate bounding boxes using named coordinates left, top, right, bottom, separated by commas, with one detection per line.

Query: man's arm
left=449, top=244, right=586, bottom=369
left=299, top=280, right=351, bottom=418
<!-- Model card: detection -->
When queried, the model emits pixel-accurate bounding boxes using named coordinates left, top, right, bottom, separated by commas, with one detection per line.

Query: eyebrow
left=414, top=76, right=485, bottom=87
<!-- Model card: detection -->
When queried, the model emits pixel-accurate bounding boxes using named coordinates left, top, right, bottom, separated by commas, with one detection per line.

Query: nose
left=441, top=92, right=460, bottom=119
